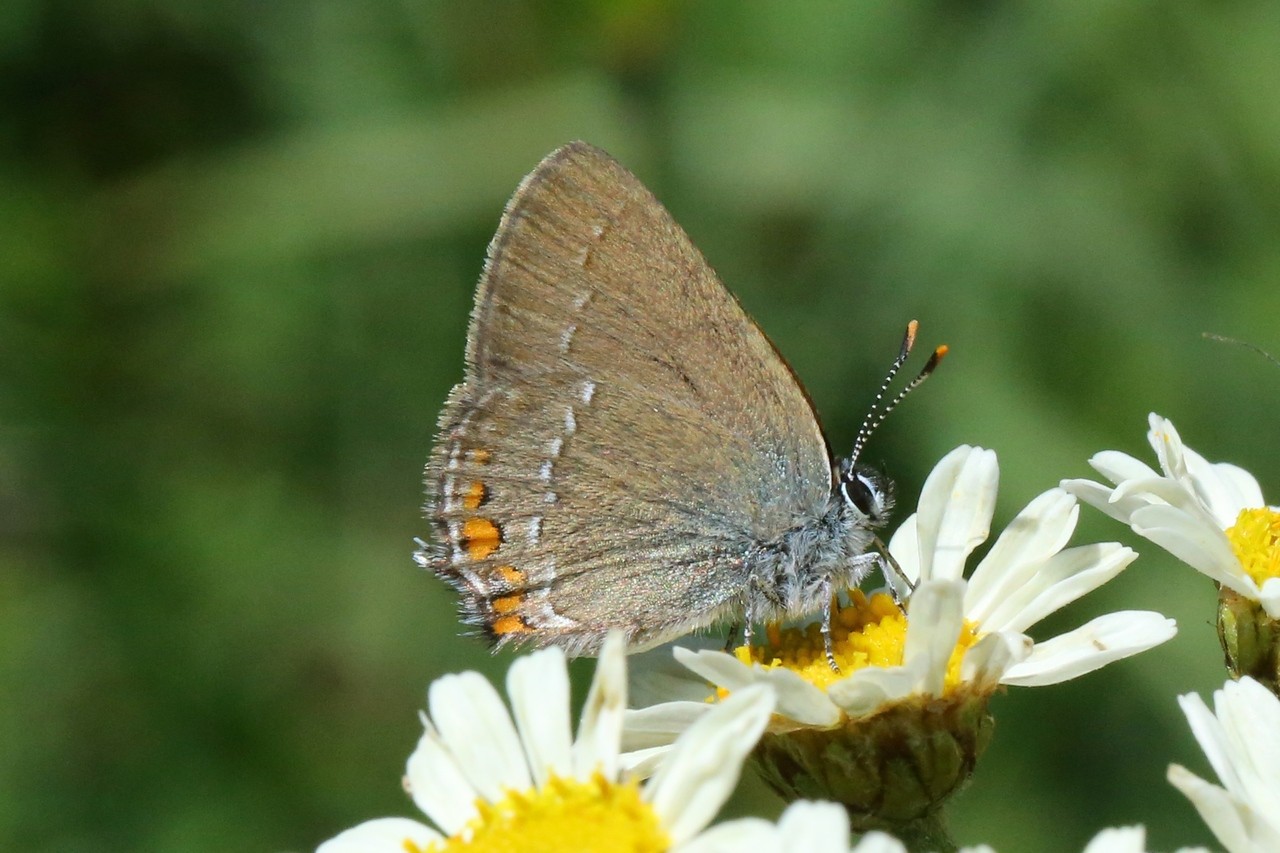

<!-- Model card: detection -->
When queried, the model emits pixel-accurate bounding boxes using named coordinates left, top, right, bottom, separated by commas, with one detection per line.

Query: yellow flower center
left=733, top=590, right=981, bottom=692
left=1226, top=507, right=1280, bottom=586
left=428, top=772, right=670, bottom=853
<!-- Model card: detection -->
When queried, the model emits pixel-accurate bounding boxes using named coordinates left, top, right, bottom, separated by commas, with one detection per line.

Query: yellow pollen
left=429, top=772, right=670, bottom=853
left=730, top=590, right=981, bottom=693
left=1226, top=507, right=1280, bottom=586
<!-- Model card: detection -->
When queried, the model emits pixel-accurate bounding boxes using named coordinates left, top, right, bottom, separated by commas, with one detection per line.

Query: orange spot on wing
left=492, top=594, right=523, bottom=614
left=462, top=517, right=502, bottom=559
left=497, top=565, right=526, bottom=585
left=468, top=448, right=492, bottom=464
left=463, top=481, right=487, bottom=510
left=492, top=614, right=531, bottom=635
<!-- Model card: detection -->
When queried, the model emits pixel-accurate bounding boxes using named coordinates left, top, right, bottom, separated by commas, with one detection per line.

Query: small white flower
left=317, top=632, right=789, bottom=853
left=1167, top=677, right=1280, bottom=853
left=1061, top=412, right=1280, bottom=618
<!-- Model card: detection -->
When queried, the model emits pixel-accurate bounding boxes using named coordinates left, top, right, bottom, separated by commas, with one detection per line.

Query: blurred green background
left=4, top=1, right=1279, bottom=850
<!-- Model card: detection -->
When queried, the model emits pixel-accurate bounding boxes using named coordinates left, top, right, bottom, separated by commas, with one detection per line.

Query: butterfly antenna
left=1203, top=332, right=1280, bottom=369
left=850, top=321, right=948, bottom=465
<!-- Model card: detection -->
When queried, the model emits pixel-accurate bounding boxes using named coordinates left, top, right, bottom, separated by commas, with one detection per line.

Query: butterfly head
left=838, top=461, right=894, bottom=524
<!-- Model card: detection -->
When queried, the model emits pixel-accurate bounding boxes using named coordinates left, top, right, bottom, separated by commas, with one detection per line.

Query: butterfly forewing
left=426, top=142, right=833, bottom=654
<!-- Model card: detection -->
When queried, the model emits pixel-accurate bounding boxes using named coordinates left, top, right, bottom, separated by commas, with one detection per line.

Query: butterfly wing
left=424, top=142, right=834, bottom=654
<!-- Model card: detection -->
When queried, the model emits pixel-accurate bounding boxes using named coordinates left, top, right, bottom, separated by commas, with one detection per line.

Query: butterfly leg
left=873, top=535, right=914, bottom=602
left=820, top=576, right=841, bottom=673
left=722, top=622, right=742, bottom=652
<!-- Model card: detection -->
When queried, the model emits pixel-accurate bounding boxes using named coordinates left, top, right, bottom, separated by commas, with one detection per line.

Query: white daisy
left=1167, top=677, right=1280, bottom=853
left=1060, top=412, right=1280, bottom=619
left=627, top=446, right=1175, bottom=837
left=317, top=632, right=788, bottom=853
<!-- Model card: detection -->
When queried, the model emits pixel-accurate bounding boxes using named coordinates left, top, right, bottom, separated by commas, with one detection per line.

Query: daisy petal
left=1080, top=825, right=1146, bottom=853
left=984, top=543, right=1137, bottom=635
left=887, top=513, right=922, bottom=591
left=965, top=489, right=1079, bottom=624
left=643, top=685, right=775, bottom=845
left=1128, top=504, right=1251, bottom=593
left=853, top=830, right=911, bottom=853
left=916, top=446, right=998, bottom=582
left=959, top=631, right=1028, bottom=687
left=1087, top=449, right=1158, bottom=487
left=904, top=579, right=966, bottom=697
left=676, top=821, right=776, bottom=852
left=507, top=647, right=572, bottom=786
left=573, top=631, right=627, bottom=781
left=774, top=801, right=854, bottom=853
left=427, top=671, right=531, bottom=799
left=756, top=666, right=841, bottom=727
left=1211, top=462, right=1265, bottom=517
left=826, top=661, right=927, bottom=716
left=1059, top=477, right=1149, bottom=525
left=1000, top=611, right=1176, bottom=686
left=1258, top=578, right=1280, bottom=620
left=672, top=648, right=755, bottom=692
left=622, top=701, right=711, bottom=751
left=404, top=726, right=480, bottom=835
left=1167, top=765, right=1253, bottom=853
left=315, top=817, right=443, bottom=853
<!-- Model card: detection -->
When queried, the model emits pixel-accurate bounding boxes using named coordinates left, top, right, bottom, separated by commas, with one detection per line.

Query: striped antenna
left=850, top=321, right=948, bottom=464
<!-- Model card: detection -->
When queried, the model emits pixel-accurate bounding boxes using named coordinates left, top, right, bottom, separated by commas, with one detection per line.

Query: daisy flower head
left=317, top=632, right=786, bottom=853
left=1061, top=413, right=1280, bottom=689
left=1167, top=676, right=1280, bottom=853
left=630, top=446, right=1175, bottom=843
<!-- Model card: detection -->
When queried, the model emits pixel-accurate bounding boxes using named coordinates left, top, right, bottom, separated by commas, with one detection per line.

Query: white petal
left=507, top=647, right=572, bottom=786
left=984, top=544, right=1137, bottom=635
left=675, top=818, right=776, bottom=852
left=315, top=817, right=443, bottom=853
left=915, top=447, right=998, bottom=582
left=1167, top=765, right=1253, bottom=853
left=623, top=701, right=712, bottom=751
left=1182, top=449, right=1258, bottom=529
left=887, top=513, right=922, bottom=591
left=630, top=644, right=722, bottom=706
left=853, top=830, right=911, bottom=853
left=904, top=579, right=966, bottom=697
left=1210, top=462, right=1265, bottom=516
left=756, top=666, right=841, bottom=727
left=826, top=663, right=925, bottom=716
left=1177, top=691, right=1240, bottom=796
left=1148, top=413, right=1189, bottom=481
left=1000, top=611, right=1176, bottom=686
left=1128, top=504, right=1251, bottom=593
left=672, top=647, right=756, bottom=692
left=1081, top=825, right=1146, bottom=853
left=574, top=631, right=628, bottom=781
left=1259, top=578, right=1280, bottom=619
left=960, top=631, right=1028, bottom=687
left=965, top=489, right=1079, bottom=625
left=644, top=685, right=775, bottom=845
left=1059, top=477, right=1150, bottom=525
left=774, top=801, right=854, bottom=853
left=404, top=726, right=479, bottom=834
left=1087, top=449, right=1158, bottom=487
left=1213, top=678, right=1280, bottom=817
left=427, top=671, right=530, bottom=800
left=620, top=744, right=674, bottom=778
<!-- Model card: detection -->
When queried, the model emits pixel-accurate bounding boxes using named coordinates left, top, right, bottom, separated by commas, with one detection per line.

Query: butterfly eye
left=840, top=471, right=882, bottom=519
